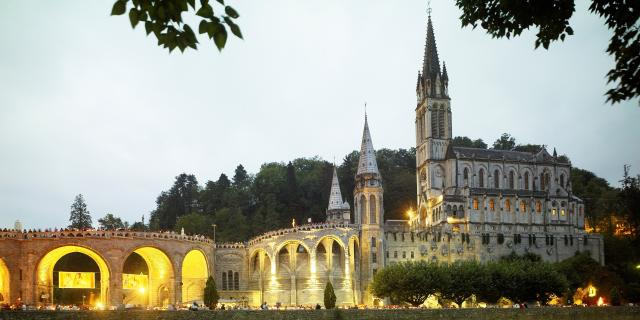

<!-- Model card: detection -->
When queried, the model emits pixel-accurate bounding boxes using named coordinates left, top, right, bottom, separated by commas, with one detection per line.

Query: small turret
left=326, top=166, right=351, bottom=224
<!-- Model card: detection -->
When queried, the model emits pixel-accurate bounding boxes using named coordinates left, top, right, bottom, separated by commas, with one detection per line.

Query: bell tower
left=353, top=113, right=384, bottom=305
left=414, top=12, right=452, bottom=229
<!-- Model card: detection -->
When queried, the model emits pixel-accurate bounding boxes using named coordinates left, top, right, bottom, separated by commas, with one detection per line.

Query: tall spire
left=327, top=166, right=349, bottom=211
left=357, top=114, right=380, bottom=176
left=442, top=61, right=448, bottom=81
left=422, top=13, right=441, bottom=80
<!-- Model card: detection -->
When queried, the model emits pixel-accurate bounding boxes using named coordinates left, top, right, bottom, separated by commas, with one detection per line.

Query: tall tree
left=203, top=276, right=219, bottom=309
left=455, top=0, right=640, bottom=104
left=492, top=133, right=517, bottom=150
left=324, top=281, right=336, bottom=309
left=149, top=173, right=200, bottom=230
left=451, top=136, right=488, bottom=149
left=98, top=213, right=125, bottom=230
left=68, top=194, right=92, bottom=229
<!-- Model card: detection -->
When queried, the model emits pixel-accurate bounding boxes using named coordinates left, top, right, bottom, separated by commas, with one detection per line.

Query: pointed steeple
left=327, top=166, right=348, bottom=211
left=357, top=115, right=380, bottom=177
left=422, top=14, right=441, bottom=80
left=442, top=61, right=448, bottom=81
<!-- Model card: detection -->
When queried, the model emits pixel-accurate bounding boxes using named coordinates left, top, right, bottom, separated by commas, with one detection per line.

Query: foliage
left=454, top=0, right=639, bottom=104
left=370, top=261, right=441, bottom=306
left=619, top=165, right=640, bottom=233
left=451, top=136, right=488, bottom=149
left=610, top=286, right=622, bottom=306
left=492, top=133, right=516, bottom=150
left=68, top=194, right=92, bottom=229
left=437, top=260, right=486, bottom=307
left=203, top=276, right=219, bottom=309
left=110, top=0, right=242, bottom=53
left=324, top=281, right=336, bottom=309
left=98, top=213, right=126, bottom=230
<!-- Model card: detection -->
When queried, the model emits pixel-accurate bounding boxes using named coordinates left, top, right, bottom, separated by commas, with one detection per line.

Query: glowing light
left=406, top=208, right=415, bottom=219
left=138, top=287, right=146, bottom=294
left=587, top=285, right=597, bottom=297
left=597, top=297, right=604, bottom=306
left=95, top=302, right=104, bottom=310
left=58, top=272, right=95, bottom=289
left=182, top=250, right=208, bottom=304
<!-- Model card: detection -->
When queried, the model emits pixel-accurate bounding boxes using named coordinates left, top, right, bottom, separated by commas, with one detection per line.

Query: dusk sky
left=1, top=0, right=638, bottom=230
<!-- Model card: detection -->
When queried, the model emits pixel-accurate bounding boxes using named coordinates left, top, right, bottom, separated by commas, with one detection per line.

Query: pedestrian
left=315, top=303, right=321, bottom=310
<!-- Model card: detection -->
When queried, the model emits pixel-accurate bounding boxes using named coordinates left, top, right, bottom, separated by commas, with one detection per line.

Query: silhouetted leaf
left=214, top=26, right=227, bottom=50
left=225, top=6, right=239, bottom=19
left=111, top=0, right=127, bottom=16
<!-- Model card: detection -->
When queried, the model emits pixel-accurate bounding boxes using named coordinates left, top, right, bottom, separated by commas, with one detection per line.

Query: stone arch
left=35, top=245, right=111, bottom=306
left=0, top=258, right=9, bottom=304
left=359, top=194, right=367, bottom=224
left=181, top=249, right=208, bottom=304
left=123, top=246, right=174, bottom=307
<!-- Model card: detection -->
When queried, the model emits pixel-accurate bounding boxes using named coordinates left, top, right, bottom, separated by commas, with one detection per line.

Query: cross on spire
left=427, top=0, right=432, bottom=17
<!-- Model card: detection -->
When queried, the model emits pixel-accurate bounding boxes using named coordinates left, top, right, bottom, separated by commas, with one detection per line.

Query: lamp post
left=212, top=224, right=217, bottom=243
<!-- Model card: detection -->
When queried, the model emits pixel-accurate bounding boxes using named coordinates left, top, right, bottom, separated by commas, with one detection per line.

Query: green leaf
left=196, top=4, right=214, bottom=18
left=145, top=21, right=153, bottom=35
left=129, top=8, right=139, bottom=28
left=111, top=0, right=127, bottom=16
left=207, top=21, right=221, bottom=39
left=198, top=20, right=208, bottom=34
left=225, top=6, right=239, bottom=18
left=224, top=17, right=243, bottom=39
left=213, top=26, right=228, bottom=51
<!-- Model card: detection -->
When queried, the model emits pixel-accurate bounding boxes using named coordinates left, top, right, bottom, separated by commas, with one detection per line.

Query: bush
left=203, top=276, right=219, bottom=309
left=324, top=282, right=336, bottom=309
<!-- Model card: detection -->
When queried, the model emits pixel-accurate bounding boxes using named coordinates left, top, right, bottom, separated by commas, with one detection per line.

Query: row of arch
left=356, top=194, right=382, bottom=225
left=462, top=167, right=567, bottom=191
left=21, top=245, right=209, bottom=307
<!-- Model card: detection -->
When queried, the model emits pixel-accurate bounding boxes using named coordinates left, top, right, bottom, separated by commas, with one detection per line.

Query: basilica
left=0, top=12, right=603, bottom=310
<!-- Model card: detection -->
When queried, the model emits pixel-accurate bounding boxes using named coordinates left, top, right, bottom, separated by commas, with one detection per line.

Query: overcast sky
left=1, top=1, right=638, bottom=230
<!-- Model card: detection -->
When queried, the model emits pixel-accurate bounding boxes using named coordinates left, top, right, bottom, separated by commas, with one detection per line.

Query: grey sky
left=1, top=1, right=638, bottom=230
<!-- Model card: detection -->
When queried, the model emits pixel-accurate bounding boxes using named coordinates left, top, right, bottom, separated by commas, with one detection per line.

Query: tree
left=203, top=276, right=219, bottom=309
left=110, top=0, right=243, bottom=53
left=370, top=261, right=441, bottom=306
left=455, top=0, right=640, bottom=104
left=437, top=260, right=485, bottom=307
left=98, top=213, right=125, bottom=230
left=324, top=281, right=336, bottom=309
left=149, top=173, right=200, bottom=230
left=492, top=133, right=516, bottom=150
left=451, top=136, right=488, bottom=149
left=174, top=213, right=213, bottom=237
left=68, top=194, right=92, bottom=229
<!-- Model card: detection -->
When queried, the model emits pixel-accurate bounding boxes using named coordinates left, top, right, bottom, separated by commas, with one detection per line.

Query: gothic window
left=222, top=272, right=227, bottom=290
left=524, top=172, right=530, bottom=190
left=520, top=200, right=527, bottom=213
left=438, top=108, right=445, bottom=138
left=505, top=199, right=511, bottom=212
left=540, top=173, right=545, bottom=190
left=479, top=169, right=485, bottom=188
left=360, top=195, right=367, bottom=222
left=371, top=252, right=377, bottom=263
left=509, top=171, right=515, bottom=189
left=463, top=167, right=469, bottom=185
left=560, top=174, right=565, bottom=188
left=234, top=272, right=239, bottom=290
left=431, top=107, right=438, bottom=137
left=369, top=195, right=377, bottom=224
left=228, top=270, right=233, bottom=290
left=473, top=198, right=479, bottom=210
left=494, top=170, right=500, bottom=188
left=371, top=237, right=377, bottom=248
left=536, top=201, right=542, bottom=213
left=489, top=199, right=495, bottom=211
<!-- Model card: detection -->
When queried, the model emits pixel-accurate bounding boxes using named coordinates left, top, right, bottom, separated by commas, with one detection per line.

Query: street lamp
left=212, top=224, right=217, bottom=243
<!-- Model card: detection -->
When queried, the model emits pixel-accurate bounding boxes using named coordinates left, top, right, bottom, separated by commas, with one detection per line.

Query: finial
left=427, top=0, right=432, bottom=17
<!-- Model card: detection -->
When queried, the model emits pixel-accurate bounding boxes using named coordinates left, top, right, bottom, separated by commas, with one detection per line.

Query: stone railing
left=0, top=229, right=213, bottom=244
left=247, top=223, right=358, bottom=246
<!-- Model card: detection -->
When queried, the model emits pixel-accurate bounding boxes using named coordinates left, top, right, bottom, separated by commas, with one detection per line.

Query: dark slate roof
left=449, top=146, right=566, bottom=164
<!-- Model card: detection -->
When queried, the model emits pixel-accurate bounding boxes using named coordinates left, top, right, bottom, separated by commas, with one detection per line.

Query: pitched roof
left=422, top=14, right=441, bottom=80
left=327, top=166, right=349, bottom=211
left=450, top=146, right=568, bottom=164
left=356, top=115, right=380, bottom=176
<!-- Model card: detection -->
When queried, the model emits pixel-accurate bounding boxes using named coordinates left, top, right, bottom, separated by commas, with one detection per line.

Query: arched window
left=524, top=172, right=530, bottom=190
left=520, top=200, right=527, bottom=213
left=560, top=174, right=565, bottom=188
left=438, top=108, right=445, bottom=137
left=228, top=270, right=233, bottom=290
left=540, top=173, right=545, bottom=190
left=360, top=195, right=367, bottom=222
left=369, top=195, right=377, bottom=224
left=473, top=198, right=479, bottom=210
left=463, top=167, right=469, bottom=184
left=505, top=199, right=511, bottom=212
left=489, top=199, right=495, bottom=211
left=431, top=107, right=438, bottom=137
left=509, top=171, right=515, bottom=189
left=233, top=272, right=240, bottom=290
left=536, top=201, right=542, bottom=213
left=494, top=170, right=500, bottom=188
left=479, top=169, right=485, bottom=188
left=222, top=272, right=228, bottom=290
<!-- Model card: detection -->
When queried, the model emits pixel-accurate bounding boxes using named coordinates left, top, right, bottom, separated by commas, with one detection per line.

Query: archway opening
left=122, top=252, right=149, bottom=306
left=0, top=258, right=9, bottom=304
left=123, top=247, right=174, bottom=307
left=36, top=246, right=110, bottom=307
left=181, top=250, right=208, bottom=304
